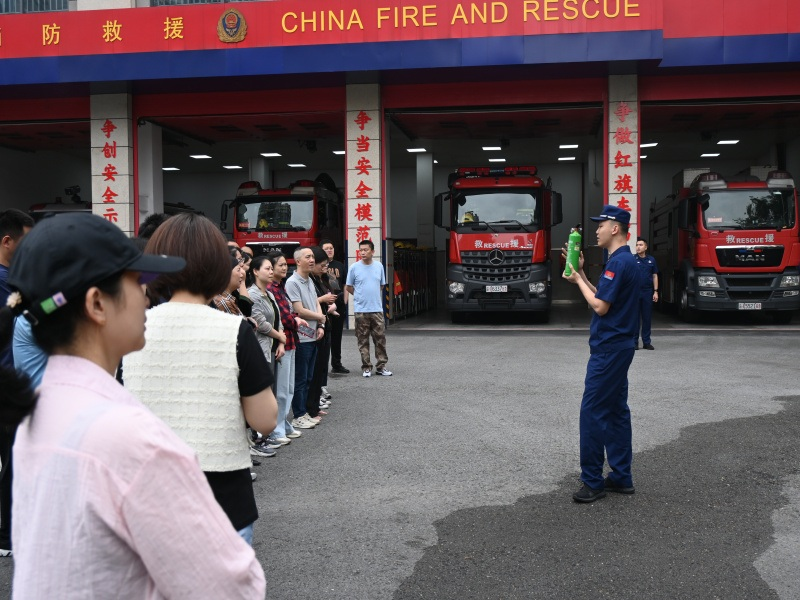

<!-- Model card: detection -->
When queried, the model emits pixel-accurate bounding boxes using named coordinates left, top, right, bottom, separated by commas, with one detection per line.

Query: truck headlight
left=529, top=281, right=547, bottom=295
left=448, top=281, right=465, bottom=294
left=697, top=276, right=720, bottom=288
left=780, top=275, right=800, bottom=287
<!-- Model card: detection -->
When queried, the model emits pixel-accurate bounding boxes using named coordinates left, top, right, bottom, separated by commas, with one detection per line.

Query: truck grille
left=716, top=246, right=783, bottom=268
left=721, top=274, right=777, bottom=302
left=460, top=250, right=532, bottom=283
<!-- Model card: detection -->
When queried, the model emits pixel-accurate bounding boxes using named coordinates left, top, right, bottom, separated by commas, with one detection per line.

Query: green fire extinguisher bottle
left=564, top=225, right=582, bottom=277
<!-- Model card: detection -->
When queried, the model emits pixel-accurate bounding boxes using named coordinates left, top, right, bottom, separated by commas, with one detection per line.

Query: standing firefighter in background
left=634, top=237, right=658, bottom=350
left=562, top=205, right=640, bottom=503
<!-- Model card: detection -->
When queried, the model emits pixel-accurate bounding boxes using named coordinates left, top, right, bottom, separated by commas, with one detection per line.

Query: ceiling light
left=189, top=154, right=211, bottom=159
left=162, top=167, right=180, bottom=171
left=717, top=140, right=739, bottom=145
left=701, top=153, right=720, bottom=158
left=288, top=163, right=306, bottom=168
left=482, top=146, right=502, bottom=151
left=332, top=150, right=345, bottom=155
left=260, top=152, right=281, bottom=158
left=640, top=155, right=647, bottom=159
left=558, top=157, right=576, bottom=161
left=223, top=165, right=243, bottom=170
left=488, top=158, right=506, bottom=163
left=640, top=142, right=658, bottom=148
left=406, top=148, right=427, bottom=153
left=559, top=144, right=579, bottom=149
left=434, top=160, right=438, bottom=164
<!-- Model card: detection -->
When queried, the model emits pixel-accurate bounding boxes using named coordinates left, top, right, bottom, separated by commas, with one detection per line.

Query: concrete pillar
left=249, top=156, right=271, bottom=189
left=416, top=153, right=434, bottom=248
left=345, top=83, right=383, bottom=327
left=136, top=121, right=163, bottom=224
left=607, top=74, right=640, bottom=248
left=91, top=93, right=134, bottom=235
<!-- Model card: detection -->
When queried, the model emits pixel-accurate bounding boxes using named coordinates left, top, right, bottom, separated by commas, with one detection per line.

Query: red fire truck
left=434, top=166, right=563, bottom=322
left=220, top=174, right=344, bottom=264
left=649, top=167, right=800, bottom=323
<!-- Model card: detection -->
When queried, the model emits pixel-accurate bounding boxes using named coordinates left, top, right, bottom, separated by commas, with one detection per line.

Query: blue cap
left=589, top=205, right=631, bottom=225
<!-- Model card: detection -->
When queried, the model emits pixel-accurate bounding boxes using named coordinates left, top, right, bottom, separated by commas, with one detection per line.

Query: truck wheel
left=677, top=283, right=698, bottom=323
left=772, top=312, right=793, bottom=324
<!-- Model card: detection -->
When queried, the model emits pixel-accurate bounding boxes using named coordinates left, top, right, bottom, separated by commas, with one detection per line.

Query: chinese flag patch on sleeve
left=603, top=270, right=616, bottom=280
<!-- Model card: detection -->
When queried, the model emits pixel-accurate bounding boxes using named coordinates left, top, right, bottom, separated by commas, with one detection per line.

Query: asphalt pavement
left=0, top=306, right=798, bottom=599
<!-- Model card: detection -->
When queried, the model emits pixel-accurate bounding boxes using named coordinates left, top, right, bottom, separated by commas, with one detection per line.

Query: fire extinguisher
left=564, top=224, right=582, bottom=277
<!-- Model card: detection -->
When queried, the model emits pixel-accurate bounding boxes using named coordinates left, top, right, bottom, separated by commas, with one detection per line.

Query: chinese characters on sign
left=347, top=102, right=381, bottom=259
left=91, top=94, right=134, bottom=233
left=606, top=80, right=639, bottom=244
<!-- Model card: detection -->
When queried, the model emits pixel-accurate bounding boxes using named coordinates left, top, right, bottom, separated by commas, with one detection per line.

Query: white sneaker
left=291, top=416, right=316, bottom=429
left=319, top=399, right=331, bottom=409
left=376, top=369, right=393, bottom=376
left=363, top=370, right=372, bottom=378
left=286, top=430, right=302, bottom=439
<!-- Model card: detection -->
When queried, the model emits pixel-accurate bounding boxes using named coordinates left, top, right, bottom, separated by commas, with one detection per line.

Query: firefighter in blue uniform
left=634, top=236, right=659, bottom=350
left=563, top=205, right=640, bottom=503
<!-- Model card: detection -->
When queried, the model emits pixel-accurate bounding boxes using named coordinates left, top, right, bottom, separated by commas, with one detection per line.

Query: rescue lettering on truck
left=220, top=174, right=344, bottom=266
left=649, top=168, right=800, bottom=324
left=434, top=166, right=563, bottom=323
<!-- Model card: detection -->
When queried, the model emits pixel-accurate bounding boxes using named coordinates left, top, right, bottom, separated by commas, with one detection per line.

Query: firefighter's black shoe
left=572, top=484, right=606, bottom=503
left=643, top=344, right=655, bottom=350
left=331, top=365, right=350, bottom=374
left=603, top=477, right=635, bottom=495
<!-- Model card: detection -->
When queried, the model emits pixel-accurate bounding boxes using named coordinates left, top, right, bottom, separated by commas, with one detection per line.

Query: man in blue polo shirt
left=563, top=205, right=640, bottom=503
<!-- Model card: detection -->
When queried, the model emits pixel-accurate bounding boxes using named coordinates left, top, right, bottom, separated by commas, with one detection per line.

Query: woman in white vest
left=124, top=213, right=278, bottom=546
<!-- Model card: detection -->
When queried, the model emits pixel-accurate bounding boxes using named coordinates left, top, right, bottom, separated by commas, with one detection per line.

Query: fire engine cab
left=650, top=167, right=800, bottom=323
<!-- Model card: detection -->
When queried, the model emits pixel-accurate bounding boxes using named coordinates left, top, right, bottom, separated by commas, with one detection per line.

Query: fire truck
left=649, top=167, right=800, bottom=323
left=434, top=166, right=563, bottom=322
left=220, top=174, right=344, bottom=265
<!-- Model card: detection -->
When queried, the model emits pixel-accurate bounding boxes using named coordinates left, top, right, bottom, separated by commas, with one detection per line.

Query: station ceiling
left=1, top=100, right=800, bottom=174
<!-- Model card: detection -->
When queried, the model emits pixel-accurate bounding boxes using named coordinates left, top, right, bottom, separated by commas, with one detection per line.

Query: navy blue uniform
left=580, top=245, right=640, bottom=490
left=635, top=254, right=659, bottom=346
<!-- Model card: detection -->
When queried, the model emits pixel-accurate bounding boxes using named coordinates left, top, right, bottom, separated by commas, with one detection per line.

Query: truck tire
left=677, top=281, right=698, bottom=323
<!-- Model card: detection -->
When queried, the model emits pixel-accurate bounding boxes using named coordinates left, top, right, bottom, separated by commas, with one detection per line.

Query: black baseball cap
left=7, top=212, right=185, bottom=321
left=589, top=205, right=631, bottom=225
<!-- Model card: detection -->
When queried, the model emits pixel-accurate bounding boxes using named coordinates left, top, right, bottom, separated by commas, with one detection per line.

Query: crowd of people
left=0, top=208, right=392, bottom=597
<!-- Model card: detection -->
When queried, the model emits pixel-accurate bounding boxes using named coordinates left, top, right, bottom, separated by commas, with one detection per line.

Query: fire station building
left=1, top=0, right=799, bottom=310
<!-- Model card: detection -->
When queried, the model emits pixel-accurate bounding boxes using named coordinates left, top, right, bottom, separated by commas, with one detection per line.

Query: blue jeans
left=292, top=342, right=317, bottom=418
left=237, top=523, right=254, bottom=546
left=272, top=349, right=296, bottom=437
left=579, top=348, right=635, bottom=490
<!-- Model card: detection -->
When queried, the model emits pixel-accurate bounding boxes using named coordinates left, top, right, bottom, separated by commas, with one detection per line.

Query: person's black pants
left=0, top=426, right=16, bottom=550
left=330, top=308, right=346, bottom=369
left=307, top=331, right=331, bottom=418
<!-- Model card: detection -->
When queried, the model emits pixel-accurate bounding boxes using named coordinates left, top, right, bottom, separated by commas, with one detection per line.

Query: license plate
left=485, top=285, right=507, bottom=293
left=738, top=302, right=762, bottom=310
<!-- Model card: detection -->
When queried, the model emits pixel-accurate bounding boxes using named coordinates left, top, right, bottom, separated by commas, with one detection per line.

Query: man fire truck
left=221, top=174, right=343, bottom=265
left=649, top=167, right=800, bottom=323
left=434, top=166, right=563, bottom=322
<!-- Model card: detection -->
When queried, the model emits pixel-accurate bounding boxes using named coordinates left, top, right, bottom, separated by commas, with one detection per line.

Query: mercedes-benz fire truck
left=434, top=166, right=563, bottom=322
left=649, top=167, right=800, bottom=323
left=220, top=174, right=343, bottom=266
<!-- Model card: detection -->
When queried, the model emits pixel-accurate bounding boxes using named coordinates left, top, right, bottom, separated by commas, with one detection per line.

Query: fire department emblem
left=218, top=9, right=247, bottom=43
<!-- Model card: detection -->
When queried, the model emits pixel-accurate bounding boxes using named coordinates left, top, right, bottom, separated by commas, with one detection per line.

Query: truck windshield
left=703, top=188, right=796, bottom=230
left=455, top=189, right=539, bottom=230
left=236, top=197, right=314, bottom=232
